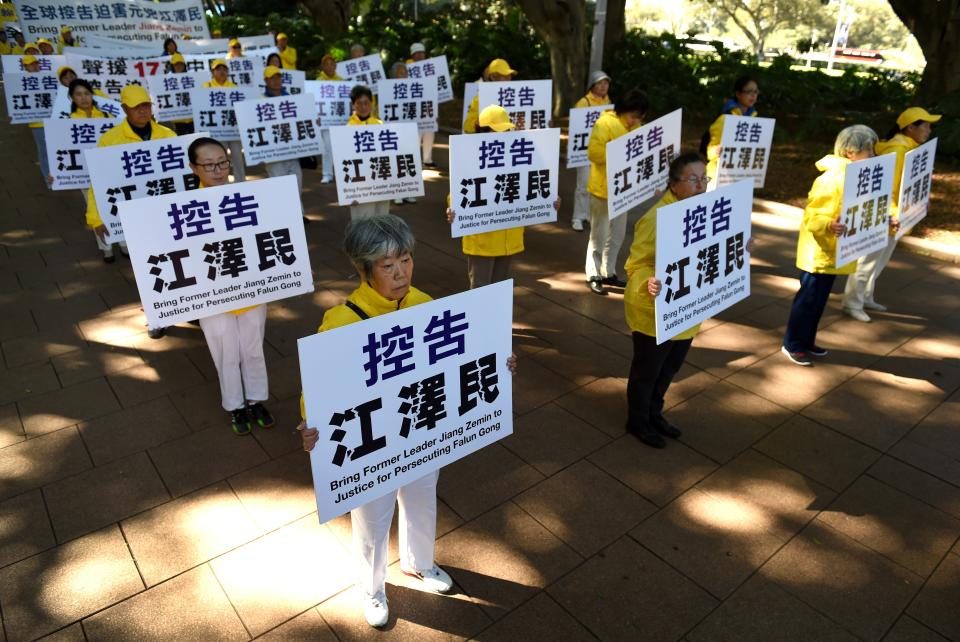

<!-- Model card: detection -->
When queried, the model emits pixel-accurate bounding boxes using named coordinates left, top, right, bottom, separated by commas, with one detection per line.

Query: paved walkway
left=1, top=122, right=959, bottom=642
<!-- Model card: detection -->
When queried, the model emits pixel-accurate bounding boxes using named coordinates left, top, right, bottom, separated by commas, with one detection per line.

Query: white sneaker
left=401, top=564, right=453, bottom=594
left=404, top=197, right=417, bottom=204
left=363, top=590, right=389, bottom=628
left=863, top=301, right=887, bottom=312
left=571, top=219, right=584, bottom=232
left=843, top=308, right=872, bottom=323
left=393, top=198, right=404, bottom=205
left=321, top=174, right=333, bottom=183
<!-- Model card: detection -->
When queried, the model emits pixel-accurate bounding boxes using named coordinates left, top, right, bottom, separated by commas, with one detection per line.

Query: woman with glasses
left=187, top=136, right=275, bottom=436
left=704, top=76, right=760, bottom=182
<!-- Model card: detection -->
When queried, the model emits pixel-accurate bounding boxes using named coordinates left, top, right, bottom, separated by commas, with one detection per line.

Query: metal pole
left=826, top=0, right=845, bottom=71
left=414, top=0, right=418, bottom=21
left=588, top=0, right=608, bottom=74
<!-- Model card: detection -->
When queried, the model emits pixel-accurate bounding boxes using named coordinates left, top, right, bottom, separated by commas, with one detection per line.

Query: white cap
left=589, top=70, right=611, bottom=87
left=409, top=42, right=426, bottom=55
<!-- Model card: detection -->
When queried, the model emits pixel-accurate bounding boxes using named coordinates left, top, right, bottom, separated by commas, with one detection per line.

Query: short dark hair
left=668, top=152, right=705, bottom=184
left=615, top=89, right=649, bottom=117
left=187, top=137, right=227, bottom=164
left=351, top=84, right=373, bottom=103
left=733, top=76, right=757, bottom=93
left=266, top=53, right=281, bottom=67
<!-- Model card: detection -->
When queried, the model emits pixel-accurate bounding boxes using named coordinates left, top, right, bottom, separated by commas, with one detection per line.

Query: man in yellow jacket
left=203, top=59, right=245, bottom=183
left=56, top=25, right=76, bottom=53
left=85, top=85, right=178, bottom=338
left=571, top=70, right=611, bottom=231
left=584, top=89, right=648, bottom=295
left=276, top=33, right=296, bottom=69
left=782, top=124, right=878, bottom=366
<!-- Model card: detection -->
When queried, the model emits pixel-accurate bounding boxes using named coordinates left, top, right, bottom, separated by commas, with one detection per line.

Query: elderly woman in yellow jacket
left=704, top=76, right=759, bottom=182
left=782, top=125, right=878, bottom=366
left=841, top=107, right=941, bottom=322
left=584, top=89, right=649, bottom=295
left=347, top=84, right=393, bottom=220
left=571, top=70, right=612, bottom=232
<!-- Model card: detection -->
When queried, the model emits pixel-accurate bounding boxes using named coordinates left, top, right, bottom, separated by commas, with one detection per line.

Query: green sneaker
left=248, top=402, right=275, bottom=429
left=231, top=407, right=253, bottom=436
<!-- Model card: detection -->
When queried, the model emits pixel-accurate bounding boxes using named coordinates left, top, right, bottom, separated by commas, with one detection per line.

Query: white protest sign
left=86, top=132, right=205, bottom=243
left=226, top=56, right=263, bottom=87
left=148, top=72, right=206, bottom=121
left=181, top=53, right=221, bottom=74
left=51, top=85, right=123, bottom=119
left=4, top=72, right=57, bottom=123
left=406, top=55, right=452, bottom=102
left=377, top=77, right=438, bottom=134
left=715, top=115, right=776, bottom=188
left=235, top=94, right=322, bottom=165
left=65, top=53, right=153, bottom=78
left=567, top=104, right=613, bottom=168
left=895, top=138, right=937, bottom=239
left=77, top=35, right=157, bottom=51
left=329, top=122, right=424, bottom=205
left=303, top=80, right=352, bottom=127
left=449, top=128, right=560, bottom=238
left=478, top=80, right=552, bottom=130
left=655, top=180, right=753, bottom=344
left=272, top=69, right=304, bottom=95
left=606, top=108, right=682, bottom=220
left=13, top=0, right=210, bottom=43
left=462, top=82, right=478, bottom=133
left=337, top=54, right=385, bottom=92
left=836, top=153, right=896, bottom=267
left=190, top=86, right=258, bottom=141
left=43, top=117, right=121, bottom=189
left=1, top=53, right=64, bottom=73
left=177, top=34, right=275, bottom=54
left=300, top=279, right=514, bottom=523
left=120, top=175, right=313, bottom=328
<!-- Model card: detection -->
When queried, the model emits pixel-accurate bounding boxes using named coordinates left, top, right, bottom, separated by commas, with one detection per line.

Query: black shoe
left=652, top=418, right=682, bottom=439
left=103, top=254, right=116, bottom=264
left=303, top=216, right=311, bottom=225
left=626, top=422, right=666, bottom=448
left=231, top=407, right=253, bottom=436
left=588, top=277, right=606, bottom=295
left=808, top=345, right=828, bottom=357
left=147, top=327, right=166, bottom=340
left=188, top=319, right=201, bottom=326
left=602, top=275, right=627, bottom=288
left=248, top=402, right=275, bottom=429
left=423, top=161, right=438, bottom=169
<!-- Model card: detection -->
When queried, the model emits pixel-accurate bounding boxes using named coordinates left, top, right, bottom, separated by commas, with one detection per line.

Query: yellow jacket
left=315, top=70, right=343, bottom=81
left=85, top=119, right=177, bottom=228
left=587, top=109, right=639, bottom=199
left=279, top=46, right=297, bottom=70
left=623, top=191, right=700, bottom=340
left=463, top=94, right=480, bottom=133
left=56, top=36, right=74, bottom=54
left=574, top=93, right=611, bottom=109
left=795, top=154, right=857, bottom=275
left=0, top=42, right=10, bottom=55
left=300, top=280, right=432, bottom=417
left=875, top=133, right=917, bottom=215
left=705, top=107, right=758, bottom=180
left=347, top=112, right=383, bottom=126
left=10, top=44, right=23, bottom=55
left=463, top=228, right=524, bottom=257
left=203, top=78, right=237, bottom=88
left=71, top=106, right=108, bottom=119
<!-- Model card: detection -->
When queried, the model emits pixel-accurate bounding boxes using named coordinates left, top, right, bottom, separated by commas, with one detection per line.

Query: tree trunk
left=888, top=0, right=960, bottom=104
left=516, top=0, right=588, bottom=116
left=604, top=0, right=626, bottom=60
left=300, top=0, right=352, bottom=39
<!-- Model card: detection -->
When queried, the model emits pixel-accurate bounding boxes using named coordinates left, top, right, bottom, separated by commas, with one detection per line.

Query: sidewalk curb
left=753, top=197, right=960, bottom=265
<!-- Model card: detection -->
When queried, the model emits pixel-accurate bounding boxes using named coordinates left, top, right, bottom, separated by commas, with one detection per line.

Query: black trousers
left=627, top=332, right=692, bottom=434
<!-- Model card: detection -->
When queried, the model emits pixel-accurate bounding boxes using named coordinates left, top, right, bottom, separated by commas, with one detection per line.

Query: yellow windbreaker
left=623, top=191, right=701, bottom=340
left=574, top=93, right=611, bottom=109
left=795, top=154, right=857, bottom=275
left=85, top=119, right=177, bottom=228
left=315, top=70, right=343, bottom=81
left=279, top=46, right=297, bottom=70
left=202, top=78, right=237, bottom=88
left=70, top=106, right=108, bottom=119
left=587, top=109, right=640, bottom=200
left=347, top=112, right=383, bottom=126
left=463, top=94, right=480, bottom=134
left=705, top=107, right=758, bottom=180
left=874, top=133, right=917, bottom=217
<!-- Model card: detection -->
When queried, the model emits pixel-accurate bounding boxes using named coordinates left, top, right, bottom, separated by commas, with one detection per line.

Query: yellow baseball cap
left=23, top=43, right=39, bottom=53
left=896, top=107, right=942, bottom=130
left=21, top=54, right=38, bottom=66
left=37, top=37, right=52, bottom=46
left=276, top=32, right=288, bottom=40
left=120, top=84, right=152, bottom=108
left=170, top=53, right=186, bottom=65
left=479, top=105, right=516, bottom=132
left=211, top=58, right=228, bottom=70
left=57, top=65, right=76, bottom=78
left=264, top=65, right=282, bottom=79
left=228, top=38, right=241, bottom=48
left=486, top=58, right=517, bottom=77
left=60, top=25, right=72, bottom=34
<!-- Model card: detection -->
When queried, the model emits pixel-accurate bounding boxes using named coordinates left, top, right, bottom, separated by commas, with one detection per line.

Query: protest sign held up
left=5, top=71, right=58, bottom=123
left=148, top=72, right=206, bottom=122
left=44, top=117, right=121, bottom=190
left=406, top=55, right=453, bottom=103
left=234, top=93, right=322, bottom=165
left=13, top=0, right=210, bottom=42
left=835, top=153, right=896, bottom=267
left=715, top=115, right=776, bottom=188
left=478, top=80, right=552, bottom=131
left=190, top=87, right=258, bottom=141
left=329, top=122, right=424, bottom=205
left=303, top=80, right=352, bottom=127
left=895, top=138, right=937, bottom=239
left=377, top=77, right=438, bottom=135
left=567, top=104, right=614, bottom=169
left=337, top=54, right=385, bottom=92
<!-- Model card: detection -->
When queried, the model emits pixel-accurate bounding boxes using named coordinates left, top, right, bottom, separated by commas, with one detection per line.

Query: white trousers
left=843, top=235, right=898, bottom=312
left=320, top=128, right=334, bottom=177
left=350, top=200, right=391, bottom=220
left=228, top=140, right=246, bottom=183
left=199, top=305, right=268, bottom=411
left=585, top=195, right=627, bottom=279
left=264, top=158, right=303, bottom=192
left=572, top=165, right=590, bottom=223
left=420, top=130, right=435, bottom=164
left=352, top=470, right=439, bottom=596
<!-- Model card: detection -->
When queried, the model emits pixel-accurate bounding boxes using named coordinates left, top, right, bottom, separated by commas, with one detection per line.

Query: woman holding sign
left=571, top=70, right=612, bottom=232
left=203, top=59, right=246, bottom=183
left=841, top=107, right=941, bottom=321
left=782, top=125, right=878, bottom=366
left=346, top=84, right=392, bottom=220
left=703, top=76, right=760, bottom=182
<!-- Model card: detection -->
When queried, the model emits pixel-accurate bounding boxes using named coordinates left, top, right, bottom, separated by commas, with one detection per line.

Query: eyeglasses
left=198, top=160, right=231, bottom=172
left=683, top=175, right=711, bottom=186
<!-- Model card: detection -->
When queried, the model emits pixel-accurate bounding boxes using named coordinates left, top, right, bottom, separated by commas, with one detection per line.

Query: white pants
left=572, top=166, right=590, bottom=223
left=228, top=141, right=246, bottom=183
left=199, top=305, right=268, bottom=411
left=352, top=471, right=439, bottom=596
left=585, top=195, right=627, bottom=279
left=843, top=235, right=898, bottom=311
left=264, top=158, right=303, bottom=192
left=420, top=130, right=435, bottom=164
left=320, top=128, right=334, bottom=178
left=350, top=200, right=390, bottom=221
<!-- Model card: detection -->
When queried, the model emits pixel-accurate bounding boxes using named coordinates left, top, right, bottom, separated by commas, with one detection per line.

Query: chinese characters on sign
left=377, top=77, right=438, bottom=135
left=4, top=72, right=58, bottom=123
left=190, top=86, right=258, bottom=141
left=226, top=56, right=263, bottom=87
left=303, top=80, right=352, bottom=127
left=566, top=104, right=614, bottom=169
left=655, top=180, right=754, bottom=343
left=478, top=80, right=552, bottom=131
left=299, top=279, right=514, bottom=522
left=895, top=138, right=937, bottom=239
left=255, top=69, right=304, bottom=96
left=43, top=116, right=122, bottom=189
left=328, top=122, right=424, bottom=205
left=605, top=108, right=683, bottom=220
left=405, top=55, right=453, bottom=103
left=715, top=115, right=776, bottom=188
left=234, top=93, right=322, bottom=165
left=336, top=54, right=385, bottom=93
left=147, top=71, right=206, bottom=121
left=1, top=53, right=65, bottom=73
left=14, top=0, right=211, bottom=43
left=835, top=153, right=896, bottom=267
left=449, top=128, right=560, bottom=237
left=119, top=174, right=313, bottom=328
